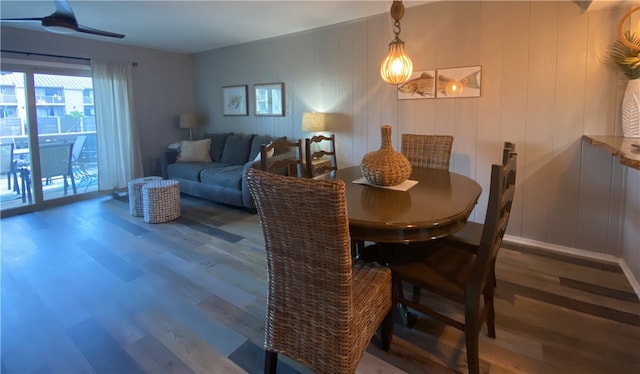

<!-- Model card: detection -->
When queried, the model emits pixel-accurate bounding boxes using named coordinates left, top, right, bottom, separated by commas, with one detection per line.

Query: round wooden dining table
left=335, top=166, right=482, bottom=243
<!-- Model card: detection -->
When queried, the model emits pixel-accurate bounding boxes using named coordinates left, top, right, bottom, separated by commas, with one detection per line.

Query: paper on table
left=352, top=177, right=418, bottom=191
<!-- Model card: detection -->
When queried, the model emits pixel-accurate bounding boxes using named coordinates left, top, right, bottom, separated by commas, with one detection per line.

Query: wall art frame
left=254, top=82, right=285, bottom=116
left=435, top=65, right=482, bottom=98
left=222, top=85, right=248, bottom=116
left=397, top=70, right=436, bottom=100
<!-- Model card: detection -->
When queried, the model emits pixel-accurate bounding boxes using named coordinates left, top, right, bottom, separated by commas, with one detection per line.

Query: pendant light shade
left=380, top=37, right=413, bottom=85
left=380, top=0, right=413, bottom=85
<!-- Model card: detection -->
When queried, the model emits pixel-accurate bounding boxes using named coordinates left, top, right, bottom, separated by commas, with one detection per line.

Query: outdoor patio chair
left=40, top=143, right=77, bottom=195
left=0, top=143, right=18, bottom=193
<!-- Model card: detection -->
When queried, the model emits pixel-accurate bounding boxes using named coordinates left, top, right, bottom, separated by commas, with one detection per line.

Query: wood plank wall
left=193, top=1, right=640, bottom=286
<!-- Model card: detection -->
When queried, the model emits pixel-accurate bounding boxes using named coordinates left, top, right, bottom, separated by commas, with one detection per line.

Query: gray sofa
left=161, top=132, right=287, bottom=211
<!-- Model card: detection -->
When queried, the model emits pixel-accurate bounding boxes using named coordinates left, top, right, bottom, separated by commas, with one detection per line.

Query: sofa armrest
left=161, top=149, right=179, bottom=179
left=241, top=159, right=261, bottom=210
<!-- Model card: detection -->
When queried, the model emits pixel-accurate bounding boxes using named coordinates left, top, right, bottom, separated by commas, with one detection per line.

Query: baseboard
left=503, top=235, right=640, bottom=300
left=619, top=258, right=640, bottom=300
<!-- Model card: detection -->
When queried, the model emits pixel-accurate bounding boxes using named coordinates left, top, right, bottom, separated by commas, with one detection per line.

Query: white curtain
left=91, top=60, right=143, bottom=191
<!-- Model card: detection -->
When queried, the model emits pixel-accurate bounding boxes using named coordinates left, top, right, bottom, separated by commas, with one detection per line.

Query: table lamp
left=179, top=113, right=199, bottom=140
left=302, top=112, right=327, bottom=158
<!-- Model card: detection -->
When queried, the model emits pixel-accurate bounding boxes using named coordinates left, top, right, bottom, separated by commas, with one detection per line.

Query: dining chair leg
left=351, top=240, right=364, bottom=259
left=485, top=291, right=496, bottom=338
left=380, top=279, right=397, bottom=352
left=412, top=285, right=421, bottom=303
left=465, top=308, right=481, bottom=374
left=264, top=350, right=278, bottom=374
left=380, top=307, right=394, bottom=351
left=394, top=278, right=417, bottom=328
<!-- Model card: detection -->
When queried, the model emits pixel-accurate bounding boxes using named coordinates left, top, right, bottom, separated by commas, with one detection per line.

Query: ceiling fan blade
left=53, top=0, right=75, bottom=19
left=0, top=17, right=46, bottom=22
left=1, top=0, right=125, bottom=39
left=75, top=24, right=125, bottom=39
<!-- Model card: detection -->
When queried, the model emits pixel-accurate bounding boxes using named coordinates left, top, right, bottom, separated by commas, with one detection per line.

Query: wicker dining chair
left=245, top=168, right=394, bottom=374
left=401, top=134, right=454, bottom=170
left=304, top=134, right=337, bottom=179
left=390, top=150, right=517, bottom=374
left=259, top=138, right=304, bottom=177
left=399, top=134, right=454, bottom=297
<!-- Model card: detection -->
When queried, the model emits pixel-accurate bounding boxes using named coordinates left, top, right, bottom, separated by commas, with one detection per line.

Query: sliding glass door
left=0, top=67, right=99, bottom=214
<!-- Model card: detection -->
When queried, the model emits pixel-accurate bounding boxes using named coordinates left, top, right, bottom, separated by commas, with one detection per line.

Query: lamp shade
left=179, top=113, right=199, bottom=129
left=301, top=112, right=327, bottom=132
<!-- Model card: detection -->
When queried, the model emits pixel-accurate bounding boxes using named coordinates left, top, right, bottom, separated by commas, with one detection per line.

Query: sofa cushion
left=203, top=132, right=233, bottom=161
left=221, top=134, right=254, bottom=165
left=200, top=165, right=244, bottom=189
left=168, top=162, right=228, bottom=181
left=177, top=139, right=212, bottom=163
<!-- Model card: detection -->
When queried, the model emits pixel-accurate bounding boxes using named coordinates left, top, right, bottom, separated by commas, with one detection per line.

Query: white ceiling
left=0, top=0, right=432, bottom=54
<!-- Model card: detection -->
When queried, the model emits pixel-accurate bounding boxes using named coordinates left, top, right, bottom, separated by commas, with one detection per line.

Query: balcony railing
left=0, top=115, right=96, bottom=137
left=0, top=94, right=18, bottom=103
left=35, top=95, right=65, bottom=104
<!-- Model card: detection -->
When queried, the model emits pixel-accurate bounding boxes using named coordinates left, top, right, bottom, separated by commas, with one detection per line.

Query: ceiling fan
left=1, top=0, right=124, bottom=39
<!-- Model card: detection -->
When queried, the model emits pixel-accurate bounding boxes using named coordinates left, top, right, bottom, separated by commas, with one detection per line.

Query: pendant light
left=380, top=0, right=413, bottom=85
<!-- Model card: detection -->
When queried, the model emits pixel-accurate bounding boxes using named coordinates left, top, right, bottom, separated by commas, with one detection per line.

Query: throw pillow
left=220, top=134, right=254, bottom=164
left=203, top=132, right=233, bottom=161
left=253, top=142, right=274, bottom=161
left=177, top=139, right=212, bottom=163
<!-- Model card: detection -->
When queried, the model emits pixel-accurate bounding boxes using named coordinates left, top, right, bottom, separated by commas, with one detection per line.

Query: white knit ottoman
left=128, top=176, right=163, bottom=216
left=141, top=179, right=181, bottom=223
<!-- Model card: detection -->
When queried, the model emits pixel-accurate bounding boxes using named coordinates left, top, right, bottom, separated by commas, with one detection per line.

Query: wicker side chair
left=390, top=150, right=517, bottom=374
left=245, top=168, right=394, bottom=374
left=304, top=134, right=337, bottom=179
left=401, top=134, right=454, bottom=170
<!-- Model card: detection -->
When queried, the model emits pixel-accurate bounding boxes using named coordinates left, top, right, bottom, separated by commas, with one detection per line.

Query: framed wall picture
left=435, top=65, right=482, bottom=98
left=397, top=70, right=436, bottom=100
left=254, top=83, right=284, bottom=116
left=222, top=85, right=248, bottom=116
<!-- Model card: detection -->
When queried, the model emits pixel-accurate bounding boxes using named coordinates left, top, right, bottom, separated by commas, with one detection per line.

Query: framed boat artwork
left=397, top=70, right=436, bottom=100
left=435, top=65, right=482, bottom=98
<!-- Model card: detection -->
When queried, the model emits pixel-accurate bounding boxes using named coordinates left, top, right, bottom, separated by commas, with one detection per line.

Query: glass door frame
left=1, top=61, right=100, bottom=217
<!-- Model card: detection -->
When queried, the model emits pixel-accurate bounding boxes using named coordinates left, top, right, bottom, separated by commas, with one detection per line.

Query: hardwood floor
left=1, top=194, right=639, bottom=373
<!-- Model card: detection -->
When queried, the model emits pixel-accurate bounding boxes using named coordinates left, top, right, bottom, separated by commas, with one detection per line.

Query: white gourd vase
left=622, top=79, right=640, bottom=138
